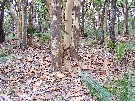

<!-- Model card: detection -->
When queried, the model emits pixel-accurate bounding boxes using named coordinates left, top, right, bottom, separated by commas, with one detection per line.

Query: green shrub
left=35, top=33, right=42, bottom=38
left=80, top=71, right=112, bottom=101
left=27, top=27, right=37, bottom=36
left=35, top=33, right=51, bottom=43
left=107, top=41, right=116, bottom=53
left=116, top=43, right=126, bottom=60
left=41, top=34, right=50, bottom=43
left=104, top=73, right=135, bottom=101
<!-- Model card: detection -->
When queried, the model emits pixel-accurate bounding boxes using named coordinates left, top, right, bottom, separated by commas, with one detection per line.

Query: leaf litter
left=0, top=38, right=134, bottom=101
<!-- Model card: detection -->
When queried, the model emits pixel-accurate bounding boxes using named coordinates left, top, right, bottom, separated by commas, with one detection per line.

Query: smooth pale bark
left=64, top=0, right=74, bottom=49
left=71, top=0, right=80, bottom=60
left=21, top=0, right=27, bottom=49
left=0, top=1, right=5, bottom=43
left=50, top=0, right=62, bottom=72
left=123, top=0, right=128, bottom=35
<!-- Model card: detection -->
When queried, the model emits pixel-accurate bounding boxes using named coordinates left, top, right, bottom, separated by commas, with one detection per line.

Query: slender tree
left=5, top=0, right=21, bottom=46
left=21, top=0, right=27, bottom=49
left=81, top=0, right=86, bottom=37
left=98, top=0, right=108, bottom=44
left=109, top=0, right=116, bottom=42
left=0, top=1, right=5, bottom=43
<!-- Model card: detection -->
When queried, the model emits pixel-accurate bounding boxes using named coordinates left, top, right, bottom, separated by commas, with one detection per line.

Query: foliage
left=0, top=52, right=14, bottom=62
left=35, top=33, right=50, bottom=43
left=0, top=46, right=16, bottom=62
left=116, top=43, right=126, bottom=60
left=107, top=41, right=116, bottom=53
left=126, top=41, right=135, bottom=51
left=105, top=73, right=135, bottom=101
left=80, top=71, right=113, bottom=101
left=41, top=34, right=50, bottom=43
left=129, top=73, right=135, bottom=101
left=27, top=27, right=37, bottom=36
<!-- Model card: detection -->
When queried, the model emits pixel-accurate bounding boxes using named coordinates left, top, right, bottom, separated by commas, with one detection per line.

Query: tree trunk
left=117, top=15, right=120, bottom=34
left=131, top=19, right=135, bottom=29
left=50, top=0, right=62, bottom=72
left=109, top=0, right=116, bottom=42
left=104, top=0, right=109, bottom=33
left=12, top=19, right=15, bottom=36
left=0, top=1, right=5, bottom=43
left=21, top=0, right=27, bottom=50
left=123, top=0, right=128, bottom=35
left=64, top=0, right=74, bottom=49
left=81, top=0, right=87, bottom=37
left=92, top=4, right=96, bottom=32
left=98, top=0, right=107, bottom=44
left=71, top=0, right=80, bottom=60
left=5, top=0, right=21, bottom=46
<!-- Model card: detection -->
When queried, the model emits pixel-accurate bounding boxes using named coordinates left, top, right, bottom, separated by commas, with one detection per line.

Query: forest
left=0, top=0, right=135, bottom=100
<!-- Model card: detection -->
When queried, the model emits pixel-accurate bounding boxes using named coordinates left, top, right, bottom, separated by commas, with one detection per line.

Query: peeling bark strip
left=50, top=0, right=62, bottom=72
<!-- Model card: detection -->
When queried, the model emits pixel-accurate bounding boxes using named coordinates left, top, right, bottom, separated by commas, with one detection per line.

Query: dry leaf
left=55, top=72, right=65, bottom=78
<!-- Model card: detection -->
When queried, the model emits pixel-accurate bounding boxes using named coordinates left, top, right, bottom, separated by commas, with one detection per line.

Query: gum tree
left=49, top=0, right=62, bottom=72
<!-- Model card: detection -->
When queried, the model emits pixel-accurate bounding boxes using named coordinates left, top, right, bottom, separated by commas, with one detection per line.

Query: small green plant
left=36, top=33, right=42, bottom=38
left=27, top=27, right=37, bottom=36
left=116, top=43, right=126, bottom=60
left=104, top=73, right=135, bottom=101
left=129, top=74, right=135, bottom=101
left=108, top=41, right=116, bottom=53
left=80, top=71, right=113, bottom=101
left=42, top=34, right=50, bottom=43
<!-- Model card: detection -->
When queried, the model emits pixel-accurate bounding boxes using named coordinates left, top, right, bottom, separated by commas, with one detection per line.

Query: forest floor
left=0, top=34, right=135, bottom=101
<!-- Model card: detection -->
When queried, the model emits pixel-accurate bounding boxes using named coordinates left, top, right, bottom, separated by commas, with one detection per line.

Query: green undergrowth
left=34, top=33, right=50, bottom=43
left=0, top=46, right=16, bottom=62
left=80, top=71, right=113, bottom=101
left=80, top=71, right=135, bottom=101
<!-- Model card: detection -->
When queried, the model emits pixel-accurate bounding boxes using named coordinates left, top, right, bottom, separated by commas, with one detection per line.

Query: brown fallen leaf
left=70, top=96, right=85, bottom=101
left=27, top=57, right=33, bottom=62
left=55, top=72, right=65, bottom=78
left=81, top=65, right=88, bottom=70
